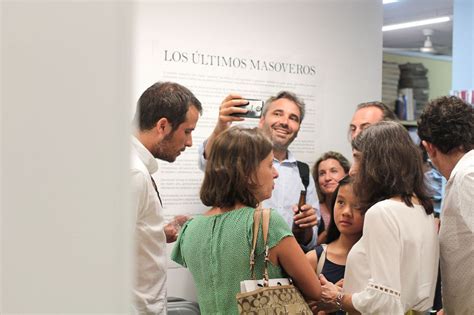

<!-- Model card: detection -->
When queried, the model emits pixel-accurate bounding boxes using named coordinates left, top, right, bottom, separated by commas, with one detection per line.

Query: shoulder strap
left=249, top=207, right=262, bottom=279
left=316, top=244, right=327, bottom=275
left=262, top=208, right=270, bottom=248
left=251, top=208, right=262, bottom=253
left=315, top=245, right=324, bottom=259
left=261, top=208, right=271, bottom=286
left=296, top=160, right=310, bottom=191
left=249, top=208, right=272, bottom=286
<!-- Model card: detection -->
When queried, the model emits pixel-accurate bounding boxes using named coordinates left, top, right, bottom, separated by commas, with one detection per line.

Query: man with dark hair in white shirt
left=198, top=91, right=319, bottom=251
left=349, top=101, right=397, bottom=141
left=131, top=81, right=202, bottom=314
left=418, top=96, right=474, bottom=315
left=348, top=101, right=397, bottom=176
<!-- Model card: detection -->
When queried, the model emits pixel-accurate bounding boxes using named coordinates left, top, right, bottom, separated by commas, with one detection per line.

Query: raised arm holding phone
left=198, top=91, right=320, bottom=250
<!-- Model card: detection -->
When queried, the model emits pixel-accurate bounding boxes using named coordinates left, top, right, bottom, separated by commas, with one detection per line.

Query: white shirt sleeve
left=351, top=205, right=405, bottom=315
left=459, top=172, right=474, bottom=233
left=197, top=139, right=208, bottom=172
left=130, top=169, right=147, bottom=219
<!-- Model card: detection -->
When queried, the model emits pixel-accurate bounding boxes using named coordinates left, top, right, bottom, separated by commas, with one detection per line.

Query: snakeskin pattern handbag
left=236, top=208, right=312, bottom=315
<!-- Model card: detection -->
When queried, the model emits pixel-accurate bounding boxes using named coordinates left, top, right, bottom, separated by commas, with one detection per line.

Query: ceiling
left=383, top=0, right=453, bottom=56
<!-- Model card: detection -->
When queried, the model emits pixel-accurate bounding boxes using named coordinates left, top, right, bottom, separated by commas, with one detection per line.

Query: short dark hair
left=263, top=91, right=306, bottom=122
left=418, top=96, right=474, bottom=154
left=326, top=175, right=354, bottom=244
left=134, top=82, right=202, bottom=131
left=312, top=151, right=351, bottom=202
left=200, top=126, right=273, bottom=208
left=356, top=101, right=398, bottom=121
left=352, top=121, right=433, bottom=215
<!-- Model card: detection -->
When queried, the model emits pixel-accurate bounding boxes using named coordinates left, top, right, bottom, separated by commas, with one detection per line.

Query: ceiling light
left=383, top=16, right=451, bottom=32
left=383, top=0, right=399, bottom=4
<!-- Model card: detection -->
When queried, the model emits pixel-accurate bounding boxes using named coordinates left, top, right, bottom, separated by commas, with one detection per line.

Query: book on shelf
left=396, top=88, right=415, bottom=121
left=450, top=90, right=474, bottom=105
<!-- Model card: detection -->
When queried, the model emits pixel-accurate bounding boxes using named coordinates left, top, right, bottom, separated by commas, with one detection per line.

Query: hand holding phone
left=230, top=99, right=263, bottom=119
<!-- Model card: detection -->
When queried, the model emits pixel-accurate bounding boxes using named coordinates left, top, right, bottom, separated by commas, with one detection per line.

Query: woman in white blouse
left=315, top=121, right=439, bottom=315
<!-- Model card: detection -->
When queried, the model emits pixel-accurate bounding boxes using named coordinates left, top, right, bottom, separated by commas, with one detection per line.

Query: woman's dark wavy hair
left=351, top=121, right=433, bottom=215
left=200, top=126, right=273, bottom=208
left=326, top=175, right=354, bottom=244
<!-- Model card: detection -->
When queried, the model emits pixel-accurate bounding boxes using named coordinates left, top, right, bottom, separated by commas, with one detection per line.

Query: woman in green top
left=172, top=126, right=321, bottom=314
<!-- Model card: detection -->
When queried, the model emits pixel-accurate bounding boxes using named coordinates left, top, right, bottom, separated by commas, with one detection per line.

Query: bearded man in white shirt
left=131, top=82, right=202, bottom=314
left=418, top=96, right=474, bottom=315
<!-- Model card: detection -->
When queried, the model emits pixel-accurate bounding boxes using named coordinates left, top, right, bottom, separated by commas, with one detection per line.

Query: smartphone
left=231, top=99, right=264, bottom=119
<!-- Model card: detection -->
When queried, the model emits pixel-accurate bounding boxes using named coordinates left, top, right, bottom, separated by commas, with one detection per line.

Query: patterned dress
left=172, top=207, right=293, bottom=315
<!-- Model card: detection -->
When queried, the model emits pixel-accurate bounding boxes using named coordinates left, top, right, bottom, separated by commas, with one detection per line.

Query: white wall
left=134, top=1, right=383, bottom=161
left=132, top=0, right=382, bottom=301
left=1, top=2, right=133, bottom=313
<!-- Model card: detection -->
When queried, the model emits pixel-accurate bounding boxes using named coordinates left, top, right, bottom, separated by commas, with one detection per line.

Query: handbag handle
left=261, top=208, right=271, bottom=286
left=249, top=206, right=271, bottom=286
left=249, top=206, right=262, bottom=279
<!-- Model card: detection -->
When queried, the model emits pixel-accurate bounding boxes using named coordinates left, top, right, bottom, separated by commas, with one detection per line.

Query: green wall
left=383, top=53, right=452, bottom=100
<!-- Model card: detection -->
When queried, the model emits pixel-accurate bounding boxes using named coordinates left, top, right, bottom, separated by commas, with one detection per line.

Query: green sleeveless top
left=171, top=207, right=293, bottom=315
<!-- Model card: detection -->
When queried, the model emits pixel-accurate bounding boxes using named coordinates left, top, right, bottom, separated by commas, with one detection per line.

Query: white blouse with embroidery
left=344, top=199, right=439, bottom=314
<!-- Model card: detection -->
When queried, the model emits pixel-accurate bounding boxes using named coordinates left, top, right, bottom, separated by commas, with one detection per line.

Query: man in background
left=131, top=82, right=202, bottom=314
left=418, top=96, right=474, bottom=315
left=349, top=101, right=398, bottom=140
left=348, top=101, right=397, bottom=175
left=198, top=91, right=319, bottom=250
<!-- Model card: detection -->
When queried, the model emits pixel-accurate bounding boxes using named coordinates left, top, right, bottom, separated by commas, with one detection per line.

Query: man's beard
left=262, top=123, right=297, bottom=152
left=271, top=134, right=297, bottom=151
left=152, top=132, right=178, bottom=163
